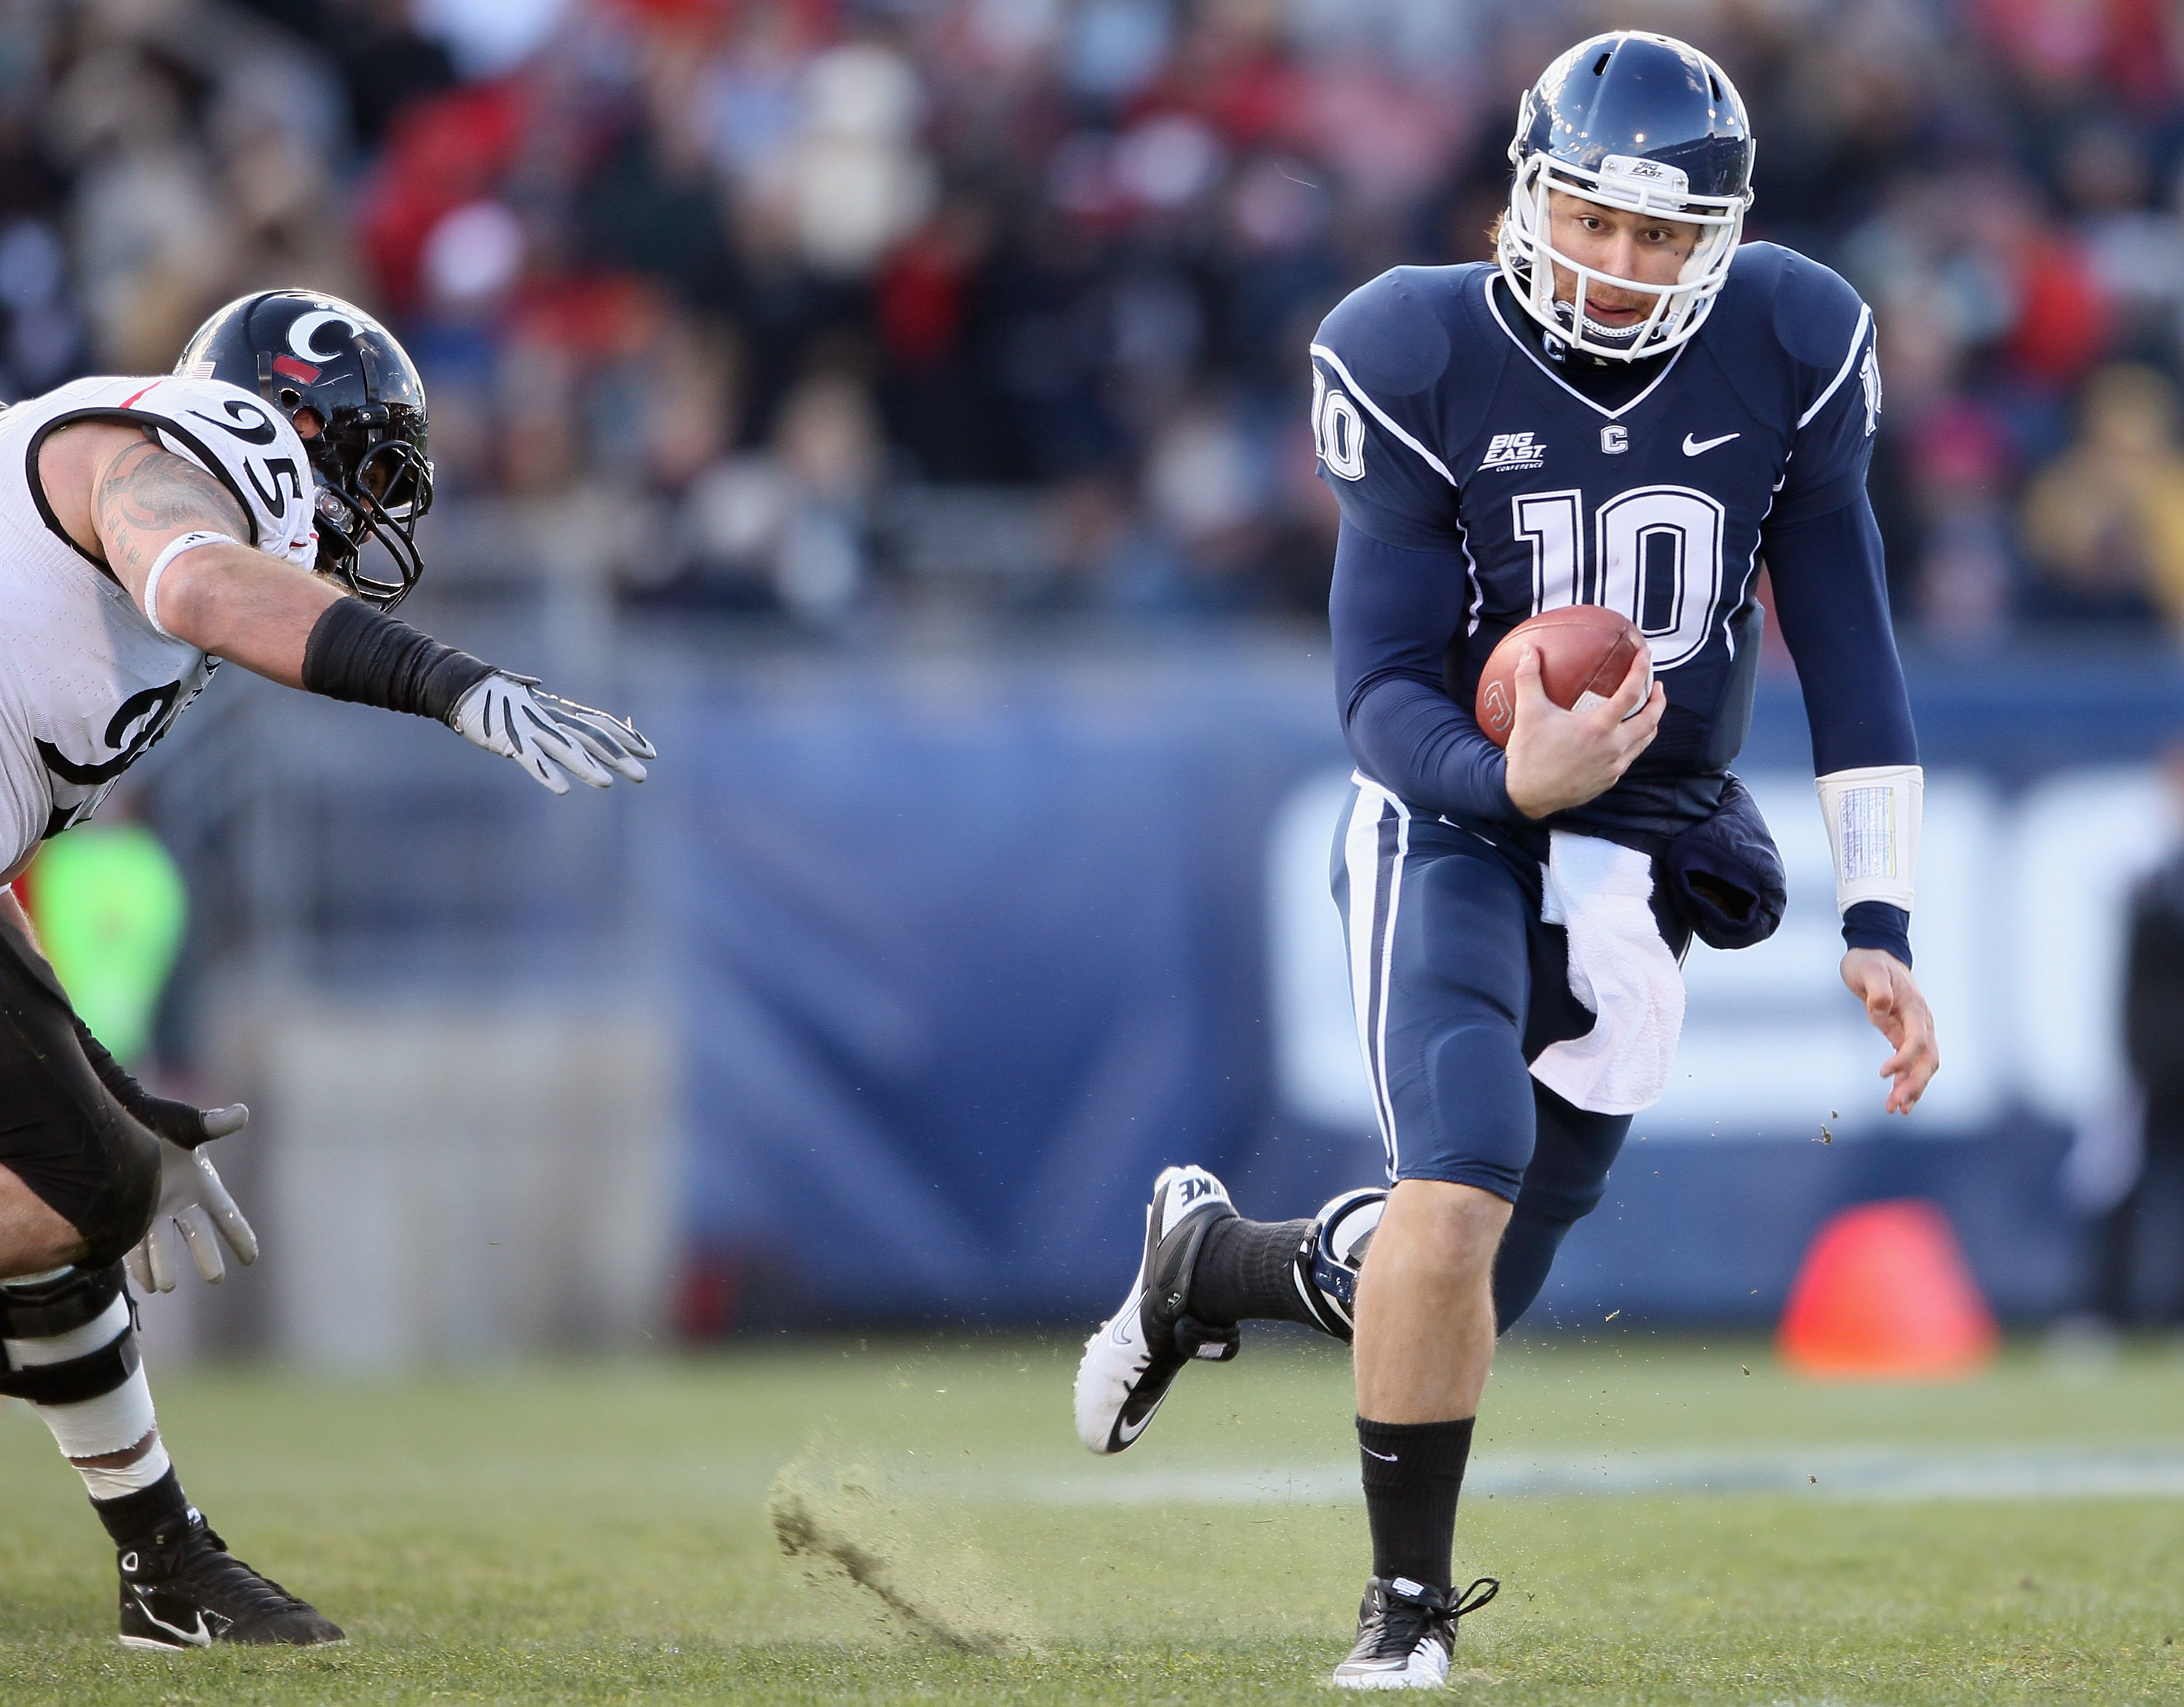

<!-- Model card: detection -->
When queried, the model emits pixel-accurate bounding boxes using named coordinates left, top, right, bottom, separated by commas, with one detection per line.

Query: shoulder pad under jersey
left=78, top=375, right=318, bottom=568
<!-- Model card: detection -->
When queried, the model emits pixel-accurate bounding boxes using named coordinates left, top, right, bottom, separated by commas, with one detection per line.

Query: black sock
left=1190, top=1217, right=1318, bottom=1326
left=1358, top=1415, right=1475, bottom=1592
left=92, top=1467, right=189, bottom=1545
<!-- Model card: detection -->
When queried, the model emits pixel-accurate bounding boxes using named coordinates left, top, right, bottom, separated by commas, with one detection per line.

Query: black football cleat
left=1331, top=1575, right=1498, bottom=1690
left=1073, top=1164, right=1240, bottom=1454
left=116, top=1508, right=345, bottom=1650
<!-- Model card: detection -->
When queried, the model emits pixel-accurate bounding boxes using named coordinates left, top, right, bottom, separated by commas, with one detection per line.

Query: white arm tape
left=1814, top=764, right=1922, bottom=914
left=141, top=530, right=237, bottom=640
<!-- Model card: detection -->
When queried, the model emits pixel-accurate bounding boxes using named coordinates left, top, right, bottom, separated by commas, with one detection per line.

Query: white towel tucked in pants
left=1529, top=831, right=1685, bottom=1115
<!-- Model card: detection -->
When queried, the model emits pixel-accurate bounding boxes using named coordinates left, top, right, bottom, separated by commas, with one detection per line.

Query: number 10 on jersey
left=1513, top=486, right=1728, bottom=671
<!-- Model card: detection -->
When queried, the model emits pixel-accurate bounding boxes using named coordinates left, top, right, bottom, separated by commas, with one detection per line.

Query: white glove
left=451, top=673, right=655, bottom=796
left=125, top=1109, right=258, bottom=1292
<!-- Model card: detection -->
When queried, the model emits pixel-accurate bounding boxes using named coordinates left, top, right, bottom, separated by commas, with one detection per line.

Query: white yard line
left=1005, top=1446, right=2184, bottom=1506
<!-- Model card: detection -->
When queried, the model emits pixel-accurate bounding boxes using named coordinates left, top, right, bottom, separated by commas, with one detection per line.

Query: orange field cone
left=1776, top=1199, right=1998, bottom=1379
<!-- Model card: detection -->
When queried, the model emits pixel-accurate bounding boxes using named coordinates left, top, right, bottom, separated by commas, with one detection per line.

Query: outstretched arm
left=48, top=423, right=654, bottom=793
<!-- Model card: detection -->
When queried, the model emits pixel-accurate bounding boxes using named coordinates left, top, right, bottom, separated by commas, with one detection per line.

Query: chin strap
left=1815, top=764, right=1922, bottom=915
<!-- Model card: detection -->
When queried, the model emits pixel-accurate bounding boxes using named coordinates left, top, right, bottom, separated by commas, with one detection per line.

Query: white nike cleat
left=1331, top=1575, right=1498, bottom=1690
left=1073, top=1164, right=1240, bottom=1454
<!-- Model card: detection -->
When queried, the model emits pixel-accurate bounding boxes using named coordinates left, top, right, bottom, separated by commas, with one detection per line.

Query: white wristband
left=1814, top=764, right=1922, bottom=914
left=141, top=530, right=237, bottom=640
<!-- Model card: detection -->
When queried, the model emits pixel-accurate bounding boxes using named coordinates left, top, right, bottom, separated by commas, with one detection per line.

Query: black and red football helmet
left=177, top=290, right=433, bottom=610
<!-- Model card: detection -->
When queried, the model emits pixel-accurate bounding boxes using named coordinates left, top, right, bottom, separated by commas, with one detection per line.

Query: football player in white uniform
left=0, top=290, right=654, bottom=1649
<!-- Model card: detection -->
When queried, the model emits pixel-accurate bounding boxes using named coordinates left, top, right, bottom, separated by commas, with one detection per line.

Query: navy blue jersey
left=1312, top=243, right=1891, bottom=848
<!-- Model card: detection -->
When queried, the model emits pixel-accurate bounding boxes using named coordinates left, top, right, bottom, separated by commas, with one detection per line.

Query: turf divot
left=6, top=1344, right=2183, bottom=1703
left=767, top=1446, right=1031, bottom=1655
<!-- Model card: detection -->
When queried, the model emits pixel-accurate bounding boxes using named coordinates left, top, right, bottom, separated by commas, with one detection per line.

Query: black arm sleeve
left=71, top=1015, right=215, bottom=1147
left=1331, top=522, right=1516, bottom=824
left=1763, top=491, right=1917, bottom=964
left=301, top=596, right=498, bottom=726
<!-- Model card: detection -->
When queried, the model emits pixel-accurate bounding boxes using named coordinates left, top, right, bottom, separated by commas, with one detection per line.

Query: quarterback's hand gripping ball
left=1473, top=607, right=1650, bottom=748
left=451, top=673, right=656, bottom=796
left=127, top=1110, right=258, bottom=1293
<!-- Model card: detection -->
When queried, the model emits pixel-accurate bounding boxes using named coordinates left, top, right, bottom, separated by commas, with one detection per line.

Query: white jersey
left=0, top=374, right=318, bottom=876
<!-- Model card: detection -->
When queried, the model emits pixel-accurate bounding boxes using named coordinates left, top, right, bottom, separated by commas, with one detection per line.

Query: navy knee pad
left=1409, top=1019, right=1536, bottom=1199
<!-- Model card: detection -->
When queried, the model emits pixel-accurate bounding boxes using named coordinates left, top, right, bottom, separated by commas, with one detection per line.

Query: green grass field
left=4, top=1331, right=2183, bottom=1704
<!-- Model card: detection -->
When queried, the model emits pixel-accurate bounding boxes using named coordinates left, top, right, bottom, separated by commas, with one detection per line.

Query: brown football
left=1473, top=606, right=1650, bottom=749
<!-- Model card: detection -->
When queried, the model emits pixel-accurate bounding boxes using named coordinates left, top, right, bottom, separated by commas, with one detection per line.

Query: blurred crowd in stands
left=12, top=0, right=2184, bottom=643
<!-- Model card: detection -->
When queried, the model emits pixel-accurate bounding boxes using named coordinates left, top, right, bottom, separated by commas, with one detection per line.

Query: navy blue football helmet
left=1497, top=31, right=1754, bottom=361
left=177, top=290, right=432, bottom=609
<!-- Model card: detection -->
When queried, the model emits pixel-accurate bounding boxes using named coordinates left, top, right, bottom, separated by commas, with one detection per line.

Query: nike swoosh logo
left=1115, top=1405, right=1158, bottom=1444
left=131, top=1591, right=211, bottom=1647
left=1682, top=432, right=1739, bottom=456
left=1363, top=1446, right=1398, bottom=1462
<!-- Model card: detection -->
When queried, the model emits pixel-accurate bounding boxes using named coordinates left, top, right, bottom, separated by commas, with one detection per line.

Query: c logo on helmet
left=288, top=309, right=360, bottom=360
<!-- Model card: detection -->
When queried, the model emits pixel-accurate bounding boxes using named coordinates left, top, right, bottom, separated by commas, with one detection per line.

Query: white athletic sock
left=4, top=1294, right=170, bottom=1498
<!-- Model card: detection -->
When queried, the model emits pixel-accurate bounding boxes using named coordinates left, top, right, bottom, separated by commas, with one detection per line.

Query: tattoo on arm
left=94, top=440, right=250, bottom=576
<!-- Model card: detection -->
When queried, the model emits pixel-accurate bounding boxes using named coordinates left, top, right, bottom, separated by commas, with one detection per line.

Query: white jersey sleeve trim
left=1795, top=302, right=1875, bottom=430
left=1308, top=344, right=1457, bottom=487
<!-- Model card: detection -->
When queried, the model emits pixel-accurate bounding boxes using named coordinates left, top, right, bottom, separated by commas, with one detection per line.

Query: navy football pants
left=1332, top=776, right=1631, bottom=1333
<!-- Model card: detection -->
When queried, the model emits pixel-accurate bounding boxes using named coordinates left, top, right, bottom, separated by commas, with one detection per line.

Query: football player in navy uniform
left=1075, top=33, right=1938, bottom=1688
left=0, top=290, right=652, bottom=1648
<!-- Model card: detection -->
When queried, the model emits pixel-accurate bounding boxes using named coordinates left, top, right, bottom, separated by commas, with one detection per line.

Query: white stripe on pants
left=1340, top=772, right=1411, bottom=1179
